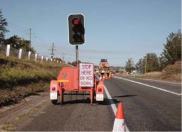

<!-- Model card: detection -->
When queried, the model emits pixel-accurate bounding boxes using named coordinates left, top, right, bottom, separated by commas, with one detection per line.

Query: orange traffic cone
left=112, top=102, right=126, bottom=132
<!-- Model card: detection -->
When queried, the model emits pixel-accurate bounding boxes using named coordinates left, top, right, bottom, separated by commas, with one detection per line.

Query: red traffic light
left=68, top=14, right=85, bottom=44
left=72, top=18, right=81, bottom=25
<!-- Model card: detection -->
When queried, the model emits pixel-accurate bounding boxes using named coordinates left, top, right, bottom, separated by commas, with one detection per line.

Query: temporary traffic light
left=68, top=14, right=85, bottom=44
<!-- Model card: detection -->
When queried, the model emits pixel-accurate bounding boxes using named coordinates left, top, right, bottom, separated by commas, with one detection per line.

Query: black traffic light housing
left=68, top=14, right=85, bottom=44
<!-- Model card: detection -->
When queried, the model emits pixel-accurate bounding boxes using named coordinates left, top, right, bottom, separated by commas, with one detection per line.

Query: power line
left=48, top=43, right=56, bottom=59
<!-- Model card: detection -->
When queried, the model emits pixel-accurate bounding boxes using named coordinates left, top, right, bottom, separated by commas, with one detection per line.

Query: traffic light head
left=68, top=14, right=85, bottom=44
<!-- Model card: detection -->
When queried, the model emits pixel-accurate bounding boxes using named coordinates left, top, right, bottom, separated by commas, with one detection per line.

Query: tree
left=125, top=58, right=135, bottom=73
left=136, top=53, right=160, bottom=73
left=0, top=9, right=8, bottom=44
left=160, top=31, right=181, bottom=68
left=136, top=31, right=181, bottom=72
left=5, top=35, right=35, bottom=53
left=144, top=53, right=160, bottom=72
left=136, top=58, right=145, bottom=73
left=159, top=56, right=168, bottom=70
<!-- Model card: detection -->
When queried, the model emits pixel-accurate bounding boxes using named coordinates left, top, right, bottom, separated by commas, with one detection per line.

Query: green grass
left=0, top=55, right=67, bottom=106
left=0, top=67, right=54, bottom=88
left=0, top=55, right=64, bottom=88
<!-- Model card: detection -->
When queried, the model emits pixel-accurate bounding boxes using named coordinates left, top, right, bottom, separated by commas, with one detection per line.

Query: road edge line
left=114, top=76, right=181, bottom=96
left=104, top=85, right=130, bottom=132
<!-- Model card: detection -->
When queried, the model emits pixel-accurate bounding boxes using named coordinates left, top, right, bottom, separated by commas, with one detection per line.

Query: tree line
left=0, top=9, right=35, bottom=53
left=125, top=30, right=181, bottom=74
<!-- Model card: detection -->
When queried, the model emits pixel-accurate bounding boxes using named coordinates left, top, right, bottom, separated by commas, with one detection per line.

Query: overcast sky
left=0, top=0, right=181, bottom=66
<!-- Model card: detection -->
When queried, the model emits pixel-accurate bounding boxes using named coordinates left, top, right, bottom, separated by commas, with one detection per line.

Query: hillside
left=0, top=55, right=65, bottom=106
left=138, top=61, right=181, bottom=82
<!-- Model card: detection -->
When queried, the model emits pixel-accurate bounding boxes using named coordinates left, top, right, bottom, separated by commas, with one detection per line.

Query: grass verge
left=0, top=55, right=66, bottom=106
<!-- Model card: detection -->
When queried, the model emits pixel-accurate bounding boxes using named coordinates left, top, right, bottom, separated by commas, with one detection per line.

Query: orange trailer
left=50, top=63, right=104, bottom=105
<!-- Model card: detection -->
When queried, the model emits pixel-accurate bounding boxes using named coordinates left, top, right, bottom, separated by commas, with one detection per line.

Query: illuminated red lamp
left=72, top=18, right=81, bottom=25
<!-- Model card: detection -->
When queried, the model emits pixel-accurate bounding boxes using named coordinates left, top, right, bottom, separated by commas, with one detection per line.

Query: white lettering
left=79, top=63, right=94, bottom=87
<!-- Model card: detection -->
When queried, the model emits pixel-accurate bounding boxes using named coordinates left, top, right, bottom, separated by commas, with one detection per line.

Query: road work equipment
left=99, top=59, right=112, bottom=80
left=113, top=102, right=126, bottom=132
left=50, top=63, right=104, bottom=104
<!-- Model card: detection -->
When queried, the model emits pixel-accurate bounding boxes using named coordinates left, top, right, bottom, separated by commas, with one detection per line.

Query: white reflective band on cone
left=96, top=94, right=104, bottom=101
left=113, top=119, right=126, bottom=132
left=50, top=92, right=57, bottom=100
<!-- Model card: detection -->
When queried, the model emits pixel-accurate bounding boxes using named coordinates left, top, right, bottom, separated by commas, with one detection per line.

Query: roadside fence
left=0, top=44, right=62, bottom=63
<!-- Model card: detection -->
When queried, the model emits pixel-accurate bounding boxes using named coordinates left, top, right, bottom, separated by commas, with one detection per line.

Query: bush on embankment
left=0, top=56, right=64, bottom=106
left=160, top=61, right=181, bottom=82
left=136, top=61, right=181, bottom=82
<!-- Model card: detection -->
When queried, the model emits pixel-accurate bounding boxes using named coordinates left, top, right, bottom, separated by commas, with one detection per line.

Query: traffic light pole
left=68, top=14, right=84, bottom=66
left=76, top=45, right=79, bottom=66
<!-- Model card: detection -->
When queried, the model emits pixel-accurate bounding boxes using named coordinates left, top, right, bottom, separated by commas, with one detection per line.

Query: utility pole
left=144, top=56, right=147, bottom=74
left=62, top=52, right=65, bottom=62
left=48, top=43, right=56, bottom=59
left=29, top=28, right=32, bottom=47
left=76, top=45, right=79, bottom=66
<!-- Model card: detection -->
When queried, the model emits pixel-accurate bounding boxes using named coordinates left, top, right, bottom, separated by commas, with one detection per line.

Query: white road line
left=114, top=76, right=182, bottom=96
left=104, top=85, right=130, bottom=132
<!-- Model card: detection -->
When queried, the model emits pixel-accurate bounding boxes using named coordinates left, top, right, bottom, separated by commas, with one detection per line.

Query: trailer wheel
left=51, top=92, right=60, bottom=105
left=51, top=100, right=58, bottom=105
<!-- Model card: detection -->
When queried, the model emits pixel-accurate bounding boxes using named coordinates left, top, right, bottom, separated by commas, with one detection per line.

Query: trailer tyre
left=51, top=92, right=60, bottom=105
left=51, top=100, right=58, bottom=105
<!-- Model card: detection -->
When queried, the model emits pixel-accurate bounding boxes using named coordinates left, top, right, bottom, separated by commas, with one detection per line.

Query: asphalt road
left=17, top=77, right=181, bottom=131
left=105, top=77, right=181, bottom=131
left=18, top=93, right=114, bottom=131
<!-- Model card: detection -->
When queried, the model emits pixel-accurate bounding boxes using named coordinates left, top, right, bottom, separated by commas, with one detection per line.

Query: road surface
left=1, top=77, right=180, bottom=131
left=105, top=76, right=181, bottom=131
left=17, top=93, right=114, bottom=131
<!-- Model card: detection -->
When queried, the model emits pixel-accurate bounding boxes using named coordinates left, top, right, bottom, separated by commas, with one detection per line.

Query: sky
left=0, top=0, right=181, bottom=66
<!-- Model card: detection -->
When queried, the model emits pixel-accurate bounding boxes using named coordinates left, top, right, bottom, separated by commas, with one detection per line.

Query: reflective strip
left=57, top=80, right=69, bottom=82
left=96, top=94, right=104, bottom=101
left=113, top=119, right=126, bottom=132
left=50, top=92, right=57, bottom=100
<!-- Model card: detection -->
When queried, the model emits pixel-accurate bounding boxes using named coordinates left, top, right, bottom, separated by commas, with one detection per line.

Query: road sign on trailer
left=79, top=63, right=94, bottom=87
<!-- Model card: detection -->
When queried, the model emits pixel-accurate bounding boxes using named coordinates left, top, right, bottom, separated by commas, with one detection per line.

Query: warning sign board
left=79, top=63, right=94, bottom=87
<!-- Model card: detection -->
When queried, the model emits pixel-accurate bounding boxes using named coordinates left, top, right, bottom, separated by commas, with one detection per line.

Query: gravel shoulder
left=0, top=91, right=114, bottom=131
left=0, top=92, right=49, bottom=131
